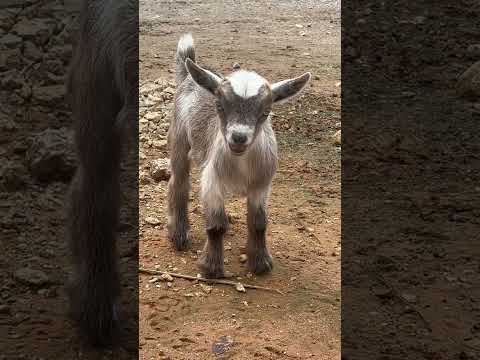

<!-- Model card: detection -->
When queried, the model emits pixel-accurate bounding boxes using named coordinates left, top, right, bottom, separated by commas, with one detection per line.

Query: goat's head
left=185, top=58, right=311, bottom=156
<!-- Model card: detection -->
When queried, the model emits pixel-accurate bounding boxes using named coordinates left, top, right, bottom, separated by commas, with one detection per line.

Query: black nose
left=232, top=131, right=247, bottom=145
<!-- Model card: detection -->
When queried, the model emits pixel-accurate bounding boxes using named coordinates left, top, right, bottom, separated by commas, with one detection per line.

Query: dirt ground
left=139, top=1, right=341, bottom=359
left=342, top=1, right=480, bottom=359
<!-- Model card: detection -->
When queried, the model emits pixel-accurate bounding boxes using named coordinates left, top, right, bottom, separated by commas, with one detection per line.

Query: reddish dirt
left=139, top=1, right=341, bottom=359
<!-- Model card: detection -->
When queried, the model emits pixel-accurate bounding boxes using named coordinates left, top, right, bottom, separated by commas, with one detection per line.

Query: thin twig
left=139, top=267, right=284, bottom=295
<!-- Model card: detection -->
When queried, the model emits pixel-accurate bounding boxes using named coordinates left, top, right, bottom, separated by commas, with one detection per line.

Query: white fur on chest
left=221, top=154, right=250, bottom=196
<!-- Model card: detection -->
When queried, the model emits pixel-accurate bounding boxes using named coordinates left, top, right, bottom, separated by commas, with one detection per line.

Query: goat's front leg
left=247, top=188, right=273, bottom=274
left=198, top=168, right=228, bottom=278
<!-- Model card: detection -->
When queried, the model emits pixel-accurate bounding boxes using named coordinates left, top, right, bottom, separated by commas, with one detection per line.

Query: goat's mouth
left=228, top=143, right=247, bottom=156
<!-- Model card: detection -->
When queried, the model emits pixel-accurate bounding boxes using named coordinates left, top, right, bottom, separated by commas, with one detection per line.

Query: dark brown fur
left=66, top=0, right=138, bottom=347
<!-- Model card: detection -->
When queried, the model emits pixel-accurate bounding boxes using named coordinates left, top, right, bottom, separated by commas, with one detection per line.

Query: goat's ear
left=185, top=58, right=221, bottom=95
left=271, top=72, right=311, bottom=104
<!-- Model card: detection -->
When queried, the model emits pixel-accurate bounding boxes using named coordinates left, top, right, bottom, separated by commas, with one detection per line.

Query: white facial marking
left=227, top=70, right=267, bottom=98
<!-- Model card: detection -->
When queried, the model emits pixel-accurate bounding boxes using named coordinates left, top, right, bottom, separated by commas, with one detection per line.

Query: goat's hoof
left=198, top=256, right=224, bottom=279
left=248, top=250, right=273, bottom=275
left=169, top=230, right=191, bottom=251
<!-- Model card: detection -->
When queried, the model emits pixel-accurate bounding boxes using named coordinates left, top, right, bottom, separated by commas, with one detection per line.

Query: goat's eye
left=216, top=103, right=224, bottom=112
left=260, top=111, right=270, bottom=120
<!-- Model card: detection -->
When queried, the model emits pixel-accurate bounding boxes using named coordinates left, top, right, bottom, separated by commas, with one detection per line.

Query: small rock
left=200, top=284, right=212, bottom=294
left=144, top=111, right=162, bottom=121
left=295, top=24, right=303, bottom=28
left=160, top=273, right=174, bottom=282
left=458, top=61, right=480, bottom=97
left=26, top=128, right=76, bottom=182
left=332, top=130, right=341, bottom=146
left=148, top=277, right=160, bottom=283
left=371, top=284, right=393, bottom=299
left=150, top=158, right=171, bottom=181
left=184, top=293, right=194, bottom=297
left=12, top=18, right=53, bottom=45
left=239, top=254, right=248, bottom=263
left=235, top=283, right=246, bottom=293
left=14, top=268, right=50, bottom=286
left=232, top=63, right=241, bottom=70
left=144, top=216, right=161, bottom=226
left=212, top=335, right=234, bottom=355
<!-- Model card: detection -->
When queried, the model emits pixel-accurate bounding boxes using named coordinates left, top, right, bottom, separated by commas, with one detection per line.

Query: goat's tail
left=176, top=33, right=195, bottom=85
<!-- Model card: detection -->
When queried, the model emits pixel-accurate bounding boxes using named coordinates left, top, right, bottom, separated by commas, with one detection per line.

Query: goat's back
left=171, top=77, right=219, bottom=166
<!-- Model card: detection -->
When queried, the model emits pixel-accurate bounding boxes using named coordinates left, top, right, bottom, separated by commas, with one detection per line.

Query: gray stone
left=212, top=335, right=234, bottom=356
left=13, top=18, right=53, bottom=45
left=332, top=129, right=341, bottom=146
left=14, top=268, right=50, bottom=286
left=26, top=128, right=76, bottom=182
left=458, top=61, right=480, bottom=97
left=150, top=158, right=171, bottom=182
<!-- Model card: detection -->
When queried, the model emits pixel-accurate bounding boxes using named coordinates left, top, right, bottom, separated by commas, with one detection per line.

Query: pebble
left=200, top=284, right=212, bottom=294
left=239, top=254, right=248, bottom=263
left=235, top=283, right=246, bottom=293
left=150, top=158, right=171, bottom=181
left=332, top=130, right=341, bottom=146
left=14, top=268, right=50, bottom=286
left=144, top=216, right=161, bottom=226
left=212, top=335, right=234, bottom=355
left=371, top=284, right=393, bottom=299
left=160, top=273, right=174, bottom=282
left=458, top=61, right=480, bottom=97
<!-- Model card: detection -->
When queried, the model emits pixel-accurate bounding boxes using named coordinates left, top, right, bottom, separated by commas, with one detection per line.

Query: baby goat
left=168, top=34, right=311, bottom=278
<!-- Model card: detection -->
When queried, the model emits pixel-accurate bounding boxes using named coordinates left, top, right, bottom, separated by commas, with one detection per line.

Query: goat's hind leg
left=247, top=189, right=273, bottom=274
left=198, top=168, right=228, bottom=278
left=167, top=133, right=191, bottom=251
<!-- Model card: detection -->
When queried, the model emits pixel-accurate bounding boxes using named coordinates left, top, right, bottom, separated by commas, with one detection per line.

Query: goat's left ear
left=185, top=58, right=222, bottom=95
left=271, top=72, right=311, bottom=104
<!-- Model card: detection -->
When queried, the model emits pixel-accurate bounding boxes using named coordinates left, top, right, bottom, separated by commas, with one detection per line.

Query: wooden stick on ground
left=139, top=267, right=284, bottom=295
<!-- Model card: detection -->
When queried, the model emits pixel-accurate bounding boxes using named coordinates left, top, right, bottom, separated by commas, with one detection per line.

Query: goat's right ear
left=185, top=58, right=221, bottom=95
